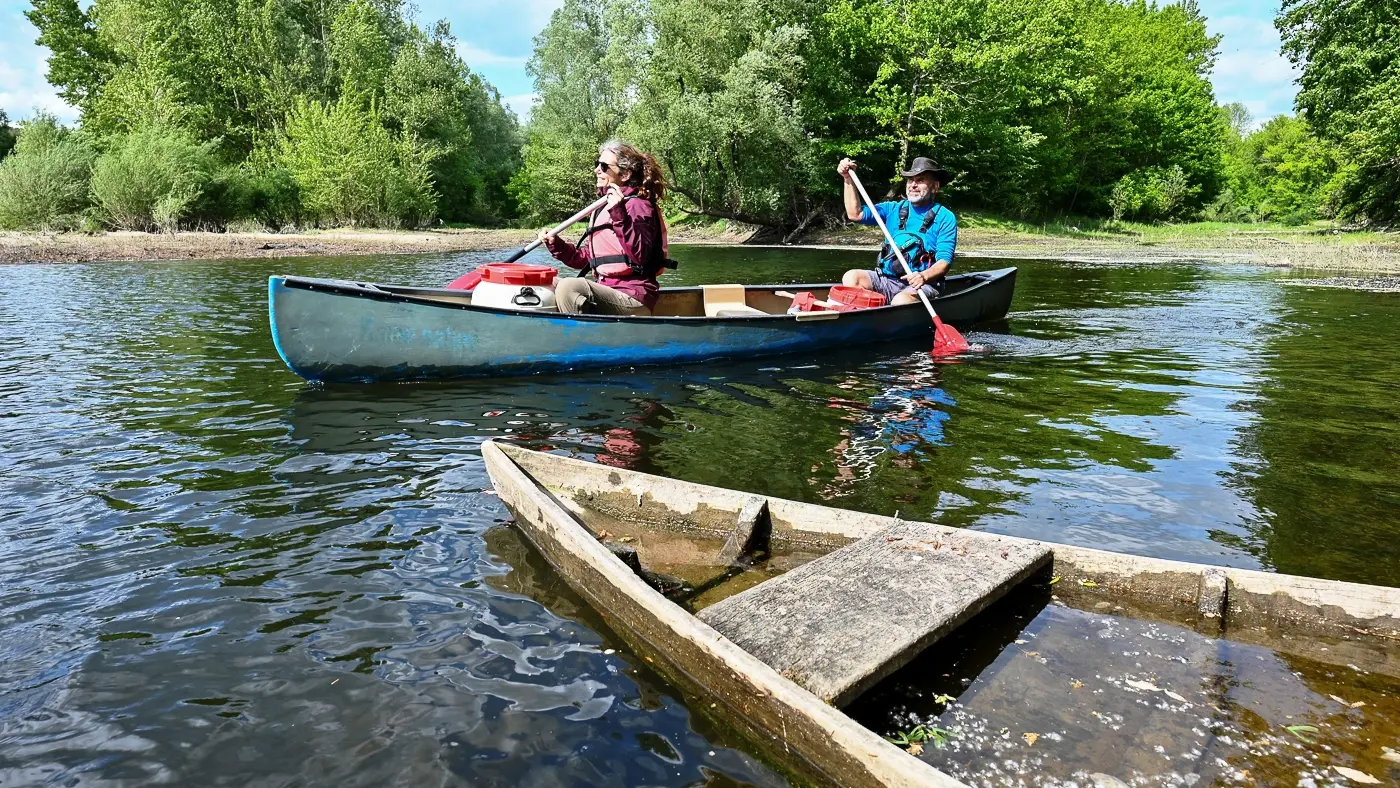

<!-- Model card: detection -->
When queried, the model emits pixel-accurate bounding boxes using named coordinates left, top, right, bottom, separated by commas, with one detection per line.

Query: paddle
left=847, top=169, right=970, bottom=357
left=446, top=196, right=610, bottom=291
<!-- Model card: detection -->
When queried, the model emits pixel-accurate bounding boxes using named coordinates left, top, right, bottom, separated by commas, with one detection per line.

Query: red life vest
left=581, top=198, right=672, bottom=278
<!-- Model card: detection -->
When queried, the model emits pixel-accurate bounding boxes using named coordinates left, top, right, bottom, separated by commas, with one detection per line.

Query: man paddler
left=836, top=156, right=957, bottom=305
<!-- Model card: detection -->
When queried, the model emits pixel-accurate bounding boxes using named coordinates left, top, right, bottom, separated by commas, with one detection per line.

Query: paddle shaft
left=847, top=170, right=944, bottom=322
left=505, top=196, right=610, bottom=262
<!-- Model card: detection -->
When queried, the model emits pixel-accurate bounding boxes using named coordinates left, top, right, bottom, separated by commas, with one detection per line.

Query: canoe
left=480, top=440, right=1400, bottom=788
left=267, top=267, right=1016, bottom=382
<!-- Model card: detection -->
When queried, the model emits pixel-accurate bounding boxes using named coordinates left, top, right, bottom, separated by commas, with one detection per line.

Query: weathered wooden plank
left=716, top=496, right=769, bottom=565
left=698, top=520, right=1052, bottom=707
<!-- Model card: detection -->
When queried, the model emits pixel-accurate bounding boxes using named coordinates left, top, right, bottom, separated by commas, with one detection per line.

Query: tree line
left=2, top=0, right=520, bottom=231
left=1, top=0, right=1394, bottom=233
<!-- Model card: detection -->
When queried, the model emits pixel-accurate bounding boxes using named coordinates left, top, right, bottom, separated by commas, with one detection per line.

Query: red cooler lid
left=479, top=263, right=558, bottom=287
left=828, top=285, right=886, bottom=308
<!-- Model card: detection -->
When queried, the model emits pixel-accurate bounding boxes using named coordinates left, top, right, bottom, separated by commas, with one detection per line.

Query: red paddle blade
left=931, top=318, right=971, bottom=357
left=445, top=270, right=483, bottom=291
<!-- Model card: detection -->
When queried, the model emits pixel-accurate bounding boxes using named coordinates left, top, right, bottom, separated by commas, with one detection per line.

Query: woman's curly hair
left=601, top=139, right=667, bottom=201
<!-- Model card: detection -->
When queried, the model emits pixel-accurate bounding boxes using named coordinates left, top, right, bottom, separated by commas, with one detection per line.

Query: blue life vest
left=878, top=201, right=944, bottom=277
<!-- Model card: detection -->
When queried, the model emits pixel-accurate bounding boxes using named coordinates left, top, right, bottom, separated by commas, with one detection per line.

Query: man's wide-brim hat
left=900, top=156, right=952, bottom=185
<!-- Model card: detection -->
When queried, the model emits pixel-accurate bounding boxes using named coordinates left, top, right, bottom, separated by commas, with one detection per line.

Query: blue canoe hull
left=268, top=268, right=1017, bottom=382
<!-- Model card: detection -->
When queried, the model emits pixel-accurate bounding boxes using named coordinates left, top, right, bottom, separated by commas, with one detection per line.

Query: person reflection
left=818, top=365, right=949, bottom=500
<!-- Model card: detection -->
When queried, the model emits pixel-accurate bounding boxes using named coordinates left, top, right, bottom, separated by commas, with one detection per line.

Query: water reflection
left=4, top=249, right=1400, bottom=785
left=1230, top=283, right=1400, bottom=584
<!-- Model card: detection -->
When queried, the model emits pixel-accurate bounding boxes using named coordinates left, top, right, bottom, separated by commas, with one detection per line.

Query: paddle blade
left=445, top=270, right=483, bottom=291
left=931, top=318, right=971, bottom=357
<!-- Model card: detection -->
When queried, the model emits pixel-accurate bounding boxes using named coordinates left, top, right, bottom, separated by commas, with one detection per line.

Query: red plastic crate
left=827, top=285, right=886, bottom=309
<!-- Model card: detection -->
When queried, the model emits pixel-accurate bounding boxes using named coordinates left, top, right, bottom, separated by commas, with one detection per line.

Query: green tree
left=814, top=0, right=1223, bottom=217
left=1277, top=0, right=1400, bottom=224
left=819, top=0, right=1057, bottom=211
left=0, top=111, right=16, bottom=160
left=25, top=0, right=114, bottom=111
left=512, top=0, right=639, bottom=221
left=1212, top=110, right=1340, bottom=224
left=384, top=21, right=522, bottom=223
left=263, top=97, right=438, bottom=227
left=26, top=0, right=520, bottom=227
left=330, top=0, right=393, bottom=107
left=626, top=0, right=822, bottom=231
left=1248, top=115, right=1340, bottom=222
left=519, top=0, right=1230, bottom=228
left=0, top=113, right=97, bottom=230
left=1213, top=102, right=1263, bottom=220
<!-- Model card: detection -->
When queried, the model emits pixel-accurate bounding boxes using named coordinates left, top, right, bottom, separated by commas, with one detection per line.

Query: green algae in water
left=849, top=590, right=1400, bottom=787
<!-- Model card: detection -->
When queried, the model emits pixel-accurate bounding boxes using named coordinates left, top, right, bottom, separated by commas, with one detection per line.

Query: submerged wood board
left=699, top=520, right=1052, bottom=707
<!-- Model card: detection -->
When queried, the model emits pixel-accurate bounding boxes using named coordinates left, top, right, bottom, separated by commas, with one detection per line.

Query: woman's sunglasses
left=594, top=160, right=622, bottom=173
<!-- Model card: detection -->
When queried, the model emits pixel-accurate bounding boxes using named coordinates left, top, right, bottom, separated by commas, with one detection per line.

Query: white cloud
left=502, top=92, right=537, bottom=121
left=1205, top=8, right=1301, bottom=124
left=457, top=43, right=528, bottom=69
left=0, top=10, right=80, bottom=123
left=471, top=0, right=563, bottom=29
left=419, top=0, right=563, bottom=37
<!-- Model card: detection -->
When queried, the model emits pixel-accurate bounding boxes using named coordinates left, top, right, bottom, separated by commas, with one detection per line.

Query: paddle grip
left=508, top=196, right=611, bottom=263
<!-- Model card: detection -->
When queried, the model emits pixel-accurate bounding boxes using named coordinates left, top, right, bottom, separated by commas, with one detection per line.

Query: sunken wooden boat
left=268, top=267, right=1016, bottom=382
left=481, top=440, right=1400, bottom=788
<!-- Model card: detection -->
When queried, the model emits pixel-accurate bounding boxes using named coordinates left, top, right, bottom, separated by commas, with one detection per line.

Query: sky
left=0, top=0, right=1298, bottom=130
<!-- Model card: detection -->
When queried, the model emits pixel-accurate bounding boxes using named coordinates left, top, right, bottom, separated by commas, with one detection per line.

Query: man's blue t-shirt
left=858, top=200, right=957, bottom=276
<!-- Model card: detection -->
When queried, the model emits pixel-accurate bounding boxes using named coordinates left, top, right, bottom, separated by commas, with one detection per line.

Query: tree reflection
left=1229, top=284, right=1400, bottom=585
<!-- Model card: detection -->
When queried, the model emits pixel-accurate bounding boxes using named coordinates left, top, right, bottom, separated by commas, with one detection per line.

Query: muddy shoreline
left=5, top=226, right=1399, bottom=279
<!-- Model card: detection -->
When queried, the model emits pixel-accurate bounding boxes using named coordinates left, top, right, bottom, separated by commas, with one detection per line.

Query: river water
left=2, top=246, right=1397, bottom=786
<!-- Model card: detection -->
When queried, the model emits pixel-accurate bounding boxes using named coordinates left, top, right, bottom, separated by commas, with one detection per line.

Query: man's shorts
left=864, top=270, right=945, bottom=304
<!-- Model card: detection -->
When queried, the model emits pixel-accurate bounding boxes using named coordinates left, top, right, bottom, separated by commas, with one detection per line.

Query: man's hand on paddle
left=837, top=158, right=858, bottom=182
left=838, top=159, right=863, bottom=220
left=902, top=261, right=949, bottom=290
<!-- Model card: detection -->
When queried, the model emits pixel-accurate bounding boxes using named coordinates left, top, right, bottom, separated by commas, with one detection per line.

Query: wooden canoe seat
left=703, top=284, right=765, bottom=317
left=697, top=520, right=1051, bottom=707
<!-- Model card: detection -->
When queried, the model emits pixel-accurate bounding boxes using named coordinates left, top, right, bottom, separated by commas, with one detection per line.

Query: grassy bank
left=0, top=228, right=538, bottom=265
left=673, top=212, right=1400, bottom=273
left=4, top=216, right=1399, bottom=274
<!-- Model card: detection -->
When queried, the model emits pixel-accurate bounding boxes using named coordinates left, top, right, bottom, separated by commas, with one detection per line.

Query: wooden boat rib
left=267, top=267, right=1016, bottom=382
left=481, top=440, right=1400, bottom=788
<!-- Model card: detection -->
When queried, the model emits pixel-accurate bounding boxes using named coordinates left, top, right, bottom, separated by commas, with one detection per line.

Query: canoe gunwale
left=481, top=440, right=966, bottom=788
left=275, top=267, right=1016, bottom=326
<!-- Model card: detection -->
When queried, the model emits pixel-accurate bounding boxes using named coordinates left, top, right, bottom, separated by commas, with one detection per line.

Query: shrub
left=0, top=113, right=96, bottom=230
left=1108, top=166, right=1195, bottom=223
left=267, top=98, right=438, bottom=228
left=242, top=166, right=302, bottom=230
left=90, top=126, right=219, bottom=231
left=1200, top=189, right=1254, bottom=223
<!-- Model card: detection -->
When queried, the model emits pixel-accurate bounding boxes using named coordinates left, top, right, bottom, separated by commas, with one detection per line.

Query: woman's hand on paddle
left=604, top=183, right=625, bottom=209
left=837, top=158, right=858, bottom=183
left=537, top=228, right=557, bottom=248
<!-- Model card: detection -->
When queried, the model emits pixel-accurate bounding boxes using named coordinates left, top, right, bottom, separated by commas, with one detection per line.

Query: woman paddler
left=538, top=140, right=670, bottom=316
